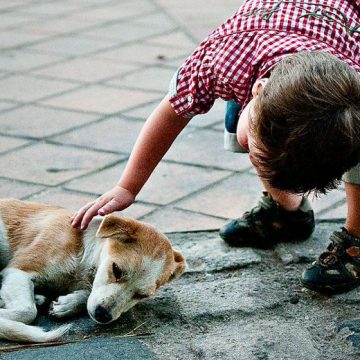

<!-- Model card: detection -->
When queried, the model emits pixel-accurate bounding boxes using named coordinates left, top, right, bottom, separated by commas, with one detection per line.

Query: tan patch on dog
left=0, top=199, right=83, bottom=273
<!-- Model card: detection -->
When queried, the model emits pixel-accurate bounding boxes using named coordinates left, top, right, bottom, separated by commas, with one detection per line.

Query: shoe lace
left=241, top=193, right=278, bottom=237
left=243, top=193, right=276, bottom=220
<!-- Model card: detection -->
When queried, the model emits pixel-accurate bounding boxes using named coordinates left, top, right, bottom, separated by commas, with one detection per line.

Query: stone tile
left=0, top=13, right=34, bottom=30
left=121, top=101, right=160, bottom=120
left=176, top=272, right=286, bottom=319
left=0, top=179, right=43, bottom=199
left=27, top=188, right=98, bottom=210
left=70, top=0, right=156, bottom=22
left=193, top=321, right=319, bottom=360
left=41, top=86, right=160, bottom=114
left=139, top=207, right=225, bottom=233
left=107, top=66, right=174, bottom=92
left=119, top=203, right=156, bottom=219
left=213, top=121, right=224, bottom=130
left=66, top=158, right=230, bottom=205
left=33, top=58, right=137, bottom=83
left=18, top=1, right=86, bottom=17
left=176, top=173, right=263, bottom=219
left=146, top=30, right=196, bottom=49
left=0, top=135, right=29, bottom=153
left=0, top=100, right=17, bottom=112
left=0, top=143, right=119, bottom=186
left=0, top=30, right=48, bottom=50
left=0, top=105, right=98, bottom=138
left=157, top=0, right=240, bottom=41
left=0, top=71, right=9, bottom=80
left=53, top=117, right=144, bottom=153
left=137, top=162, right=231, bottom=205
left=320, top=201, right=347, bottom=220
left=82, top=21, right=170, bottom=43
left=65, top=161, right=127, bottom=195
left=0, top=75, right=77, bottom=102
left=69, top=0, right=115, bottom=4
left=97, top=43, right=190, bottom=65
left=20, top=17, right=100, bottom=36
left=0, top=0, right=29, bottom=11
left=27, top=34, right=117, bottom=57
left=132, top=12, right=177, bottom=29
left=161, top=57, right=188, bottom=68
left=173, top=233, right=261, bottom=273
left=0, top=49, right=61, bottom=72
left=274, top=221, right=342, bottom=264
left=189, top=99, right=225, bottom=128
left=307, top=189, right=346, bottom=216
left=27, top=188, right=155, bottom=218
left=164, top=128, right=252, bottom=171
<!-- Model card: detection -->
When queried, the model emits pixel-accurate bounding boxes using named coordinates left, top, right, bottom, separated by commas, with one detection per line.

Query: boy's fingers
left=71, top=201, right=96, bottom=227
left=98, top=198, right=121, bottom=215
left=80, top=198, right=109, bottom=230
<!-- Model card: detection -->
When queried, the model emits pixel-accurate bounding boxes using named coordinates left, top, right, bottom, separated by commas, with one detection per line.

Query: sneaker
left=301, top=228, right=360, bottom=294
left=219, top=192, right=315, bottom=248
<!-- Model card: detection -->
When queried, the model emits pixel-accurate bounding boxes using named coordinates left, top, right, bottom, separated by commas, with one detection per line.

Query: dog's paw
left=49, top=292, right=86, bottom=318
left=0, top=297, right=4, bottom=308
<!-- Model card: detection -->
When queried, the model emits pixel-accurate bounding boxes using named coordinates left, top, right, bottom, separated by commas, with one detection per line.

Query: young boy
left=72, top=0, right=360, bottom=294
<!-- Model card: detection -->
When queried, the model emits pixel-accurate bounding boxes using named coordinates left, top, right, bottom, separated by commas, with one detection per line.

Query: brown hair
left=251, top=51, right=360, bottom=194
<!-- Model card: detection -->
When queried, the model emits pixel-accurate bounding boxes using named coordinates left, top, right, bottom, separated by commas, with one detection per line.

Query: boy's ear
left=251, top=78, right=269, bottom=98
left=96, top=215, right=135, bottom=240
left=170, top=250, right=186, bottom=280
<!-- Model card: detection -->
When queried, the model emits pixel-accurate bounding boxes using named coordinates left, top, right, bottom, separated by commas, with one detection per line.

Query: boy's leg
left=344, top=183, right=360, bottom=237
left=301, top=166, right=360, bottom=294
left=220, top=177, right=315, bottom=248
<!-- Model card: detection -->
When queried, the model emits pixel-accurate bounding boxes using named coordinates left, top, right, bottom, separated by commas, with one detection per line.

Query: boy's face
left=236, top=78, right=269, bottom=165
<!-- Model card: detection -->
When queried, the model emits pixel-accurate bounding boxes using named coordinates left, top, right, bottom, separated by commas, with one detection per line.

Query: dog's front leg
left=0, top=268, right=37, bottom=324
left=49, top=290, right=90, bottom=318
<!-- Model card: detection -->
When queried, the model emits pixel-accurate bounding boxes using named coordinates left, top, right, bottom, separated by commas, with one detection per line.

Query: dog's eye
left=133, top=292, right=149, bottom=300
left=112, top=263, right=123, bottom=282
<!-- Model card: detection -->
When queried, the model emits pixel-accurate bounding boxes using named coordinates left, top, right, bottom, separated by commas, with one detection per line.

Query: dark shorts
left=224, top=101, right=248, bottom=153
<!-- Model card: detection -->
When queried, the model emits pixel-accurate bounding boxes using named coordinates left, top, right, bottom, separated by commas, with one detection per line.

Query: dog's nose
left=94, top=305, right=112, bottom=324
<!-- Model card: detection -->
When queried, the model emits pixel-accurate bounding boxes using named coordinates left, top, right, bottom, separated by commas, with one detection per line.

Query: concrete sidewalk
left=0, top=0, right=358, bottom=359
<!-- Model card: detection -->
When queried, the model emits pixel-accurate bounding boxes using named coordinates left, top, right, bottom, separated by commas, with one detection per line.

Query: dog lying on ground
left=0, top=199, right=186, bottom=343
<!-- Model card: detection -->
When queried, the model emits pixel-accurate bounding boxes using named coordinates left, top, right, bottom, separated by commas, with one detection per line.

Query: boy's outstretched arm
left=71, top=97, right=190, bottom=230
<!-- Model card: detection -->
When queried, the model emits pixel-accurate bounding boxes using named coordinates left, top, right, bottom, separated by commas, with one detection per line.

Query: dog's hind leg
left=49, top=289, right=90, bottom=318
left=0, top=268, right=37, bottom=324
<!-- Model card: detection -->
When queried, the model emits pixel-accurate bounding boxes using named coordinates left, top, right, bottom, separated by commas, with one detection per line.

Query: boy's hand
left=71, top=185, right=135, bottom=230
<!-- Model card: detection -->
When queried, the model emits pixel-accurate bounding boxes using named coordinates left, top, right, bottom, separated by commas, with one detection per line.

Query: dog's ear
left=169, top=249, right=186, bottom=281
left=96, top=215, right=135, bottom=240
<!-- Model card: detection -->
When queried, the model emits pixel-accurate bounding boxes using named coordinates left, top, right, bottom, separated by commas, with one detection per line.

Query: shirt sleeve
left=168, top=38, right=217, bottom=119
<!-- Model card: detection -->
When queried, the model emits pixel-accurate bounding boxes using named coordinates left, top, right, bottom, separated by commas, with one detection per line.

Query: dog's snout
left=94, top=305, right=112, bottom=324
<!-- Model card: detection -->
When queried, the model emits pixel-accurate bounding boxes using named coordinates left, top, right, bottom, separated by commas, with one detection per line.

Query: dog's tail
left=0, top=318, right=71, bottom=343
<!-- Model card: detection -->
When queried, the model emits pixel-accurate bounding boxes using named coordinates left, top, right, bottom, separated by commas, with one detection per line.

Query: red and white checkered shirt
left=168, top=0, right=360, bottom=119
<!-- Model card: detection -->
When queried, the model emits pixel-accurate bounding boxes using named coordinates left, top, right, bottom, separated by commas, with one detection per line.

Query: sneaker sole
left=221, top=233, right=311, bottom=249
left=301, top=278, right=360, bottom=295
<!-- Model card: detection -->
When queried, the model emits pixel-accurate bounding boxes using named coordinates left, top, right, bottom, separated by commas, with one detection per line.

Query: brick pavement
left=0, top=0, right=347, bottom=233
left=0, top=1, right=357, bottom=359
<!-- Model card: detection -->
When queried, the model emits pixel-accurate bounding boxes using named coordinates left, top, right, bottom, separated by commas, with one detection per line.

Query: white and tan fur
left=0, top=199, right=186, bottom=343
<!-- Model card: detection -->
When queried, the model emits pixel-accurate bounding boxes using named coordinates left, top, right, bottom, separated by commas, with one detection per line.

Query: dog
left=0, top=199, right=186, bottom=343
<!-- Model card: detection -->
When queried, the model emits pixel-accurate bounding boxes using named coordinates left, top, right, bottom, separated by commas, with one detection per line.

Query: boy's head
left=249, top=51, right=360, bottom=194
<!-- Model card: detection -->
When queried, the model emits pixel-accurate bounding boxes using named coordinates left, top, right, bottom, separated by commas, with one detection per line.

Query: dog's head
left=87, top=215, right=186, bottom=324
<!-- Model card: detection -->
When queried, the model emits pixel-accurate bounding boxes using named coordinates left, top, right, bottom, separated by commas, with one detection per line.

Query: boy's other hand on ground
left=71, top=185, right=135, bottom=230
